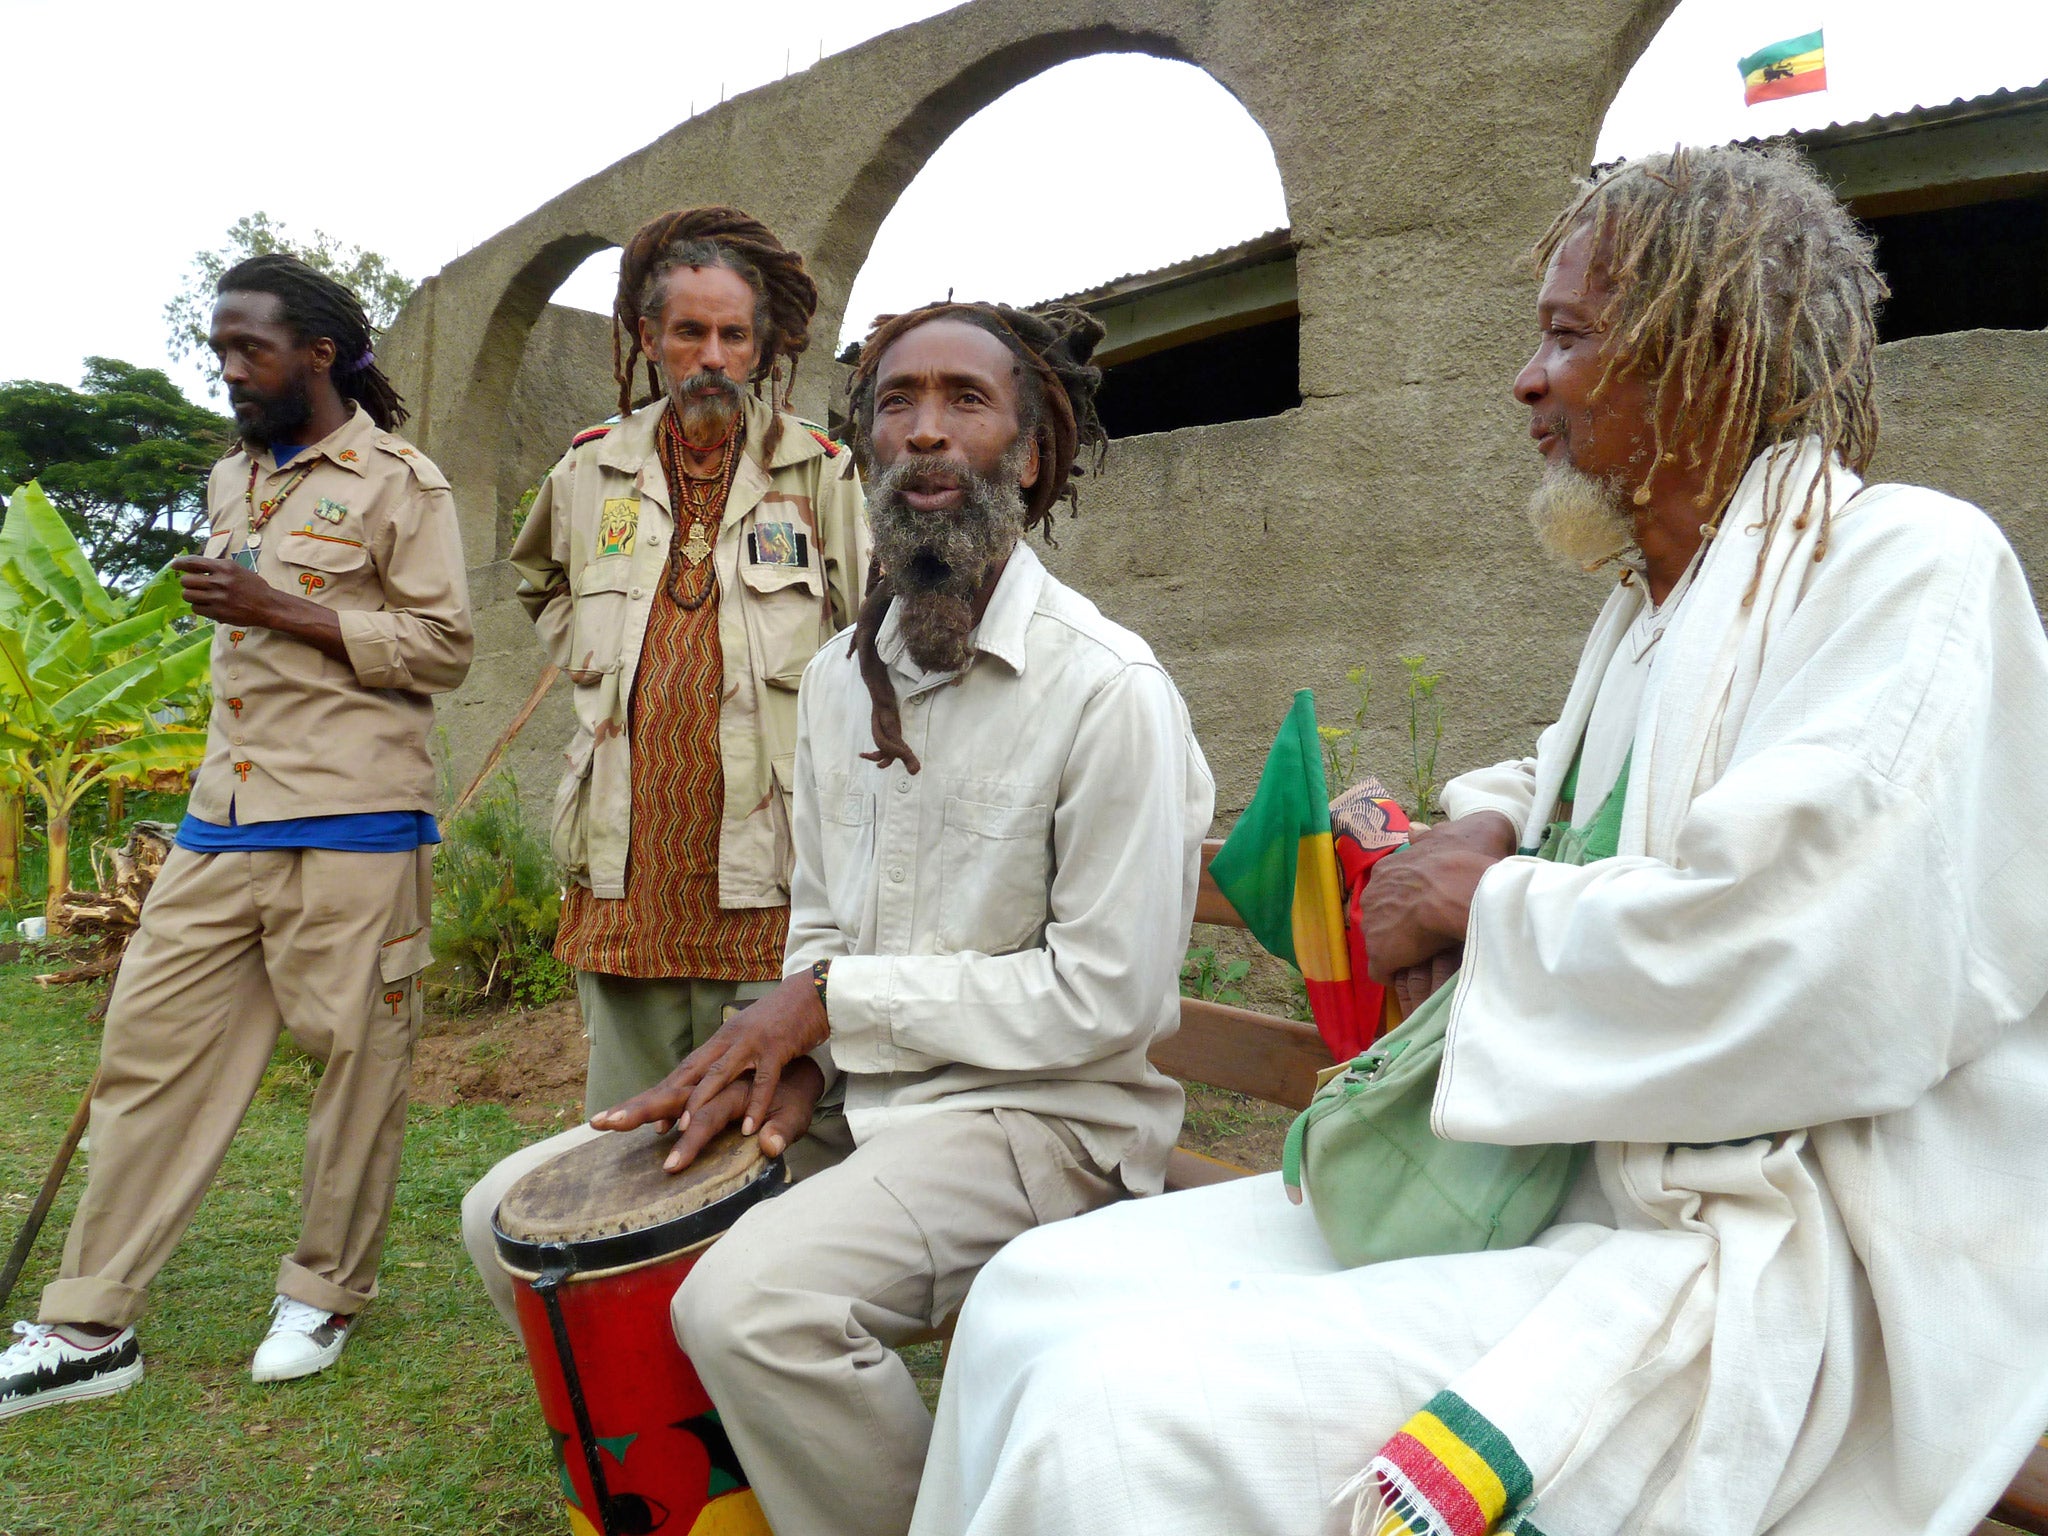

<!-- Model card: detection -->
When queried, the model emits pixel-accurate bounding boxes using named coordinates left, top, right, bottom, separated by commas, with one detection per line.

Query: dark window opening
left=1093, top=315, right=1302, bottom=439
left=1869, top=191, right=2048, bottom=342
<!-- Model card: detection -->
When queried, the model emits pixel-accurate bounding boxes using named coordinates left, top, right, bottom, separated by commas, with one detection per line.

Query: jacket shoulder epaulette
left=796, top=418, right=844, bottom=458
left=372, top=431, right=450, bottom=491
left=570, top=422, right=615, bottom=449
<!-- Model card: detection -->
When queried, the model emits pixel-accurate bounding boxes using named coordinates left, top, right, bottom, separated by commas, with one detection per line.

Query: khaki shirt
left=786, top=543, right=1215, bottom=1193
left=192, top=403, right=474, bottom=823
left=510, top=392, right=868, bottom=905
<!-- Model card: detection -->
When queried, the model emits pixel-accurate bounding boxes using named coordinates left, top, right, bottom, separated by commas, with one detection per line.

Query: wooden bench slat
left=1164, top=1146, right=1257, bottom=1192
left=1992, top=1442, right=2048, bottom=1534
left=1194, top=839, right=1246, bottom=927
left=1152, top=998, right=1328, bottom=1112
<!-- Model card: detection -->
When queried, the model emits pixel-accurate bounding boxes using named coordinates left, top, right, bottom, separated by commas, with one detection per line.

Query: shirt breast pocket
left=569, top=558, right=634, bottom=678
left=276, top=527, right=370, bottom=594
left=816, top=783, right=876, bottom=935
left=738, top=555, right=826, bottom=691
left=937, top=796, right=1054, bottom=956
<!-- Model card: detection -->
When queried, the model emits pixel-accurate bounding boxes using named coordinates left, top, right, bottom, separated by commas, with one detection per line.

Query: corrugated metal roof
left=1741, top=78, right=2048, bottom=151
left=1045, top=227, right=1294, bottom=309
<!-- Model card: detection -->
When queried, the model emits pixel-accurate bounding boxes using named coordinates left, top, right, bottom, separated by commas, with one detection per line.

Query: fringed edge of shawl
left=1334, top=1390, right=1544, bottom=1536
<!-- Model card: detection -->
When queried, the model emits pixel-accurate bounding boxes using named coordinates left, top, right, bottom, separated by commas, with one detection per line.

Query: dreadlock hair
left=1533, top=143, right=1886, bottom=599
left=612, top=206, right=819, bottom=463
left=217, top=253, right=408, bottom=430
left=839, top=301, right=1108, bottom=772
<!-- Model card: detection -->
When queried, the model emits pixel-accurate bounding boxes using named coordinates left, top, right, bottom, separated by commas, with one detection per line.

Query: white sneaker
left=0, top=1320, right=143, bottom=1421
left=250, top=1295, right=354, bottom=1383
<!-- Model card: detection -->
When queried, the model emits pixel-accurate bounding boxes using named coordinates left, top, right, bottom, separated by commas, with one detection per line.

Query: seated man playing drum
left=590, top=299, right=1215, bottom=1536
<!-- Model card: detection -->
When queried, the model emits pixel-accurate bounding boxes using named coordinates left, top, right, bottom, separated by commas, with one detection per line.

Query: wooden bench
left=1151, top=842, right=2048, bottom=1534
left=1150, top=838, right=1324, bottom=1191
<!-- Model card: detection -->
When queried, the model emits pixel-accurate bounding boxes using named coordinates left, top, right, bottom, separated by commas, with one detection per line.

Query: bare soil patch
left=411, top=997, right=587, bottom=1127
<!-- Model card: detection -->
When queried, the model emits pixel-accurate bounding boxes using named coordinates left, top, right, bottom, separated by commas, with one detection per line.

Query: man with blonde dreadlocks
left=459, top=208, right=868, bottom=1328
left=910, top=144, right=2048, bottom=1536
left=592, top=300, right=1214, bottom=1536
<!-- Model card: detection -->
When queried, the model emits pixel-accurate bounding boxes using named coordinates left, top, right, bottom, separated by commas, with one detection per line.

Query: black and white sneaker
left=0, top=1321, right=143, bottom=1421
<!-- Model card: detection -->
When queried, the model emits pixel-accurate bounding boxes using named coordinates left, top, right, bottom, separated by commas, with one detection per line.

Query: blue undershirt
left=176, top=808, right=441, bottom=854
left=178, top=437, right=439, bottom=855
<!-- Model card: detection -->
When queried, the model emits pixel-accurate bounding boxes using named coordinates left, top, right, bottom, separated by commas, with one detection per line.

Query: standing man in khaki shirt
left=0, top=255, right=472, bottom=1420
left=593, top=302, right=1214, bottom=1536
left=458, top=207, right=866, bottom=1326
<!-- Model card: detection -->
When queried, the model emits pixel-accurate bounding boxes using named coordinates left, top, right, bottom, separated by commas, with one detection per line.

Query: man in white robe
left=910, top=145, right=2048, bottom=1536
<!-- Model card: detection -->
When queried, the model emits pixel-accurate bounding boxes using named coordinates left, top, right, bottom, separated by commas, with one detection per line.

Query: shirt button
left=895, top=778, right=910, bottom=795
left=231, top=735, right=243, bottom=745
left=889, top=867, right=905, bottom=884
left=629, top=586, right=643, bottom=600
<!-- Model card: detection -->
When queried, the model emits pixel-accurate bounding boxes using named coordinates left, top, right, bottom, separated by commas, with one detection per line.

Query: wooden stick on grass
left=0, top=1068, right=99, bottom=1316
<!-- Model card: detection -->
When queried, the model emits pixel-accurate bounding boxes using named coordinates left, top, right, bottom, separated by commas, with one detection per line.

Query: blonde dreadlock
left=839, top=301, right=1108, bottom=771
left=1533, top=143, right=1887, bottom=598
left=611, top=206, right=820, bottom=463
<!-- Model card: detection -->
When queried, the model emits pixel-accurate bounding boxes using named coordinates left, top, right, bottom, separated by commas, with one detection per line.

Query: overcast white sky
left=3, top=0, right=2044, bottom=404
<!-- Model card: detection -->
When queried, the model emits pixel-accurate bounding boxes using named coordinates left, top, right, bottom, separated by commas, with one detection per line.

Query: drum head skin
left=494, top=1124, right=784, bottom=1275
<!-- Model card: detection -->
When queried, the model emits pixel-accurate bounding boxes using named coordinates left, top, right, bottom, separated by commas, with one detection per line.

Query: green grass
left=0, top=956, right=557, bottom=1535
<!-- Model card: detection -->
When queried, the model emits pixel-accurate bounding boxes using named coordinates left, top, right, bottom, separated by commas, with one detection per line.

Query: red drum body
left=495, top=1125, right=784, bottom=1536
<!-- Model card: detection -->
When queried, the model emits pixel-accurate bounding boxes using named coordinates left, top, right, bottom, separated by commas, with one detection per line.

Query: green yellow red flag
left=1209, top=690, right=1364, bottom=1052
left=1739, top=30, right=1826, bottom=106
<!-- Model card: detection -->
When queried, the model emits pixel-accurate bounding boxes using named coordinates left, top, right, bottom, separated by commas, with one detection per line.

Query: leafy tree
left=0, top=483, right=211, bottom=920
left=165, top=212, right=416, bottom=372
left=0, top=359, right=232, bottom=589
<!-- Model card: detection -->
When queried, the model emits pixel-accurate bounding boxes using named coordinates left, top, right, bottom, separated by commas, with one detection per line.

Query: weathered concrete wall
left=387, top=0, right=2047, bottom=828
left=1871, top=329, right=2048, bottom=599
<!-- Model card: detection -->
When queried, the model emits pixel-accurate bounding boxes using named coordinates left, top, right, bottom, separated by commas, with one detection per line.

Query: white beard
left=1527, top=461, right=1642, bottom=573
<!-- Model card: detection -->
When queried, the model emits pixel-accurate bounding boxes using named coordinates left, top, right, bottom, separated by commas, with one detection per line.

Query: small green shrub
left=431, top=774, right=570, bottom=1011
left=1180, top=944, right=1251, bottom=1008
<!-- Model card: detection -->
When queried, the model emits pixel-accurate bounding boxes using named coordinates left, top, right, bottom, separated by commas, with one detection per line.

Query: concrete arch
left=386, top=0, right=1734, bottom=810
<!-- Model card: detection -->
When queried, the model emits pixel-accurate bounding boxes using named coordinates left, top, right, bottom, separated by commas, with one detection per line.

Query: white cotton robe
left=910, top=445, right=2048, bottom=1536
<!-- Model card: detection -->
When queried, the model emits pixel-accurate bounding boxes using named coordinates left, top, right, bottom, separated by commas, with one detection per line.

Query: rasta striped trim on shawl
left=1348, top=1391, right=1548, bottom=1536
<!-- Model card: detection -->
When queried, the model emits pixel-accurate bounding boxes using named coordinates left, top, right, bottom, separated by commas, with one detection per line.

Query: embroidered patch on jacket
left=337, top=449, right=359, bottom=462
left=598, top=497, right=638, bottom=558
left=747, top=523, right=808, bottom=568
left=314, top=497, right=349, bottom=524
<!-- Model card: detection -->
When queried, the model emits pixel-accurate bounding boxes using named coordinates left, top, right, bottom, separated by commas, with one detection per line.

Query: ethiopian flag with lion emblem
left=1740, top=30, right=1827, bottom=106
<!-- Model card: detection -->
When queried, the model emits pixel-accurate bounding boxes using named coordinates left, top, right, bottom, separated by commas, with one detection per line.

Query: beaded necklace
left=244, top=455, right=318, bottom=538
left=657, top=410, right=742, bottom=611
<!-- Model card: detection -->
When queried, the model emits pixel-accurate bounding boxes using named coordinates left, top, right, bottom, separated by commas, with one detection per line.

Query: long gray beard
left=868, top=447, right=1028, bottom=674
left=662, top=367, right=744, bottom=445
left=1527, top=461, right=1641, bottom=573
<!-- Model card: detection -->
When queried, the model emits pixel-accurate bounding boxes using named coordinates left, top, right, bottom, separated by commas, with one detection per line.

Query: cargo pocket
left=550, top=728, right=597, bottom=880
left=371, top=924, right=432, bottom=1061
left=936, top=796, right=1053, bottom=955
left=568, top=558, right=634, bottom=680
left=738, top=556, right=827, bottom=690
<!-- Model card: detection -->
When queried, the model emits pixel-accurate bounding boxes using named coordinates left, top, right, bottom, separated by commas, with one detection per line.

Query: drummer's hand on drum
left=590, top=971, right=830, bottom=1170
left=626, top=1056, right=824, bottom=1174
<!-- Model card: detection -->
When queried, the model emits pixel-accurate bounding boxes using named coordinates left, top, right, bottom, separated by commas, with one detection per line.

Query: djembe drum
left=494, top=1122, right=785, bottom=1536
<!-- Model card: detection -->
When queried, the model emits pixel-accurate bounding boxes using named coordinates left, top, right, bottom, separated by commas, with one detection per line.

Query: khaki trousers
left=459, top=973, right=774, bottom=1328
left=581, top=972, right=774, bottom=1118
left=40, top=843, right=431, bottom=1330
left=675, top=1108, right=1120, bottom=1536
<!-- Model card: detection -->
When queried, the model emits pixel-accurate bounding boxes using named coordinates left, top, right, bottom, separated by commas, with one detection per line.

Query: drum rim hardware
left=491, top=1153, right=786, bottom=1277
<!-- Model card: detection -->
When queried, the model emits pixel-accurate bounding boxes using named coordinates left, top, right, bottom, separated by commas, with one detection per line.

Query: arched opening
left=490, top=241, right=626, bottom=559
left=836, top=53, right=1292, bottom=439
left=1599, top=4, right=2048, bottom=340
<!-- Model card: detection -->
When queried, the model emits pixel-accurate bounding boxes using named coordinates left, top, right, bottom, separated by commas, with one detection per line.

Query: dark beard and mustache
left=229, top=374, right=313, bottom=450
left=662, top=367, right=744, bottom=445
left=1526, top=433, right=1642, bottom=573
left=868, top=445, right=1029, bottom=674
